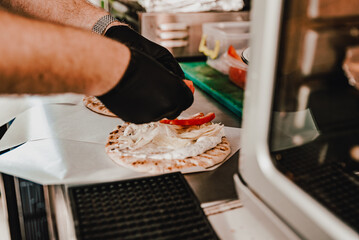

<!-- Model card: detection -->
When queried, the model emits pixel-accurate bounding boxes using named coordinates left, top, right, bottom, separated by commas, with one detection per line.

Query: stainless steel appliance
left=236, top=0, right=359, bottom=239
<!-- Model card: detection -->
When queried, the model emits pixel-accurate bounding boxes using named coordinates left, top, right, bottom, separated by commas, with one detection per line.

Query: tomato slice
left=227, top=45, right=242, bottom=61
left=160, top=112, right=215, bottom=125
left=184, top=79, right=195, bottom=94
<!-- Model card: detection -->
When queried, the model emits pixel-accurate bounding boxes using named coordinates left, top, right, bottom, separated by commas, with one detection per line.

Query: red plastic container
left=226, top=48, right=249, bottom=89
left=229, top=64, right=247, bottom=89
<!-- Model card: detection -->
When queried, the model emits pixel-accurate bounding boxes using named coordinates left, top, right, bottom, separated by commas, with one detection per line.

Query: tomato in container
left=226, top=46, right=249, bottom=89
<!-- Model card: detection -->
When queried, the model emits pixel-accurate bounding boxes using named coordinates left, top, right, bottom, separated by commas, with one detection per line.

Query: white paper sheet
left=0, top=94, right=83, bottom=127
left=0, top=104, right=123, bottom=151
left=0, top=139, right=149, bottom=185
left=0, top=104, right=242, bottom=185
left=271, top=110, right=320, bottom=151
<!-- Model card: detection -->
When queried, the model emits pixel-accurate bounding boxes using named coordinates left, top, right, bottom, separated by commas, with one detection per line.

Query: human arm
left=0, top=8, right=193, bottom=122
left=0, top=8, right=129, bottom=95
left=0, top=0, right=185, bottom=78
left=0, top=0, right=120, bottom=31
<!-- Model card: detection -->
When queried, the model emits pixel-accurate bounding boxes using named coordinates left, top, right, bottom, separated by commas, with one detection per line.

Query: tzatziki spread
left=113, top=122, right=225, bottom=160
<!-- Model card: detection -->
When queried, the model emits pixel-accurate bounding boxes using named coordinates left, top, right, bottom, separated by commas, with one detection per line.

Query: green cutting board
left=180, top=62, right=244, bottom=117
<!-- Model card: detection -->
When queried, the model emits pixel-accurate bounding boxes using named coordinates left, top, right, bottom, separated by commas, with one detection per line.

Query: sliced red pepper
left=191, top=112, right=205, bottom=119
left=183, top=79, right=195, bottom=94
left=160, top=112, right=215, bottom=125
left=227, top=45, right=242, bottom=61
left=158, top=119, right=171, bottom=124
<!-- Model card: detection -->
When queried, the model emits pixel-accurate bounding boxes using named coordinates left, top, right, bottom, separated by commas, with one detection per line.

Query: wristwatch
left=92, top=15, right=118, bottom=35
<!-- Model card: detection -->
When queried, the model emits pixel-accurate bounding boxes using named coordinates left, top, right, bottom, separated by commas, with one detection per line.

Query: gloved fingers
left=105, top=25, right=184, bottom=78
left=155, top=51, right=185, bottom=79
left=161, top=107, right=185, bottom=121
left=97, top=47, right=193, bottom=124
left=109, top=97, right=190, bottom=124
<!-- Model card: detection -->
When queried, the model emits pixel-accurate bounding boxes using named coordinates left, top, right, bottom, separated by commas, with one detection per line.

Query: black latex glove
left=104, top=25, right=185, bottom=79
left=97, top=47, right=194, bottom=124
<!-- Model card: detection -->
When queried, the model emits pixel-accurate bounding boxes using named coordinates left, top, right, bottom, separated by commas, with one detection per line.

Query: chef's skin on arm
left=0, top=0, right=193, bottom=124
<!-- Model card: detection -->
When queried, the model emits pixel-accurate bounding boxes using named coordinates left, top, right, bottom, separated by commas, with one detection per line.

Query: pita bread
left=105, top=124, right=231, bottom=173
left=83, top=96, right=117, bottom=117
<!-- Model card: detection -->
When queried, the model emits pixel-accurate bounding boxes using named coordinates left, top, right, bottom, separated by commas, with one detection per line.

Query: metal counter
left=182, top=86, right=242, bottom=203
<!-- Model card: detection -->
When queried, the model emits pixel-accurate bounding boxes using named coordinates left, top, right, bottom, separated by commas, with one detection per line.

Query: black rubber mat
left=68, top=172, right=218, bottom=240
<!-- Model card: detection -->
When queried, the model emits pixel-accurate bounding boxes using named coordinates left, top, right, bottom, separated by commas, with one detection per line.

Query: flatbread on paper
left=105, top=123, right=231, bottom=173
left=83, top=96, right=116, bottom=117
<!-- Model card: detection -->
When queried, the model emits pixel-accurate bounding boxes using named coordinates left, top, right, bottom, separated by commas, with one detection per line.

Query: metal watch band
left=92, top=15, right=118, bottom=35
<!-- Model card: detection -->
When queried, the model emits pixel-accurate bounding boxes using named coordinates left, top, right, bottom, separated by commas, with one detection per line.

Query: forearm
left=0, top=9, right=130, bottom=95
left=0, top=0, right=118, bottom=30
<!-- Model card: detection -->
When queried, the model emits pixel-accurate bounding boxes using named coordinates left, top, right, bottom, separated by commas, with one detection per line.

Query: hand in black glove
left=104, top=25, right=185, bottom=79
left=97, top=47, right=194, bottom=124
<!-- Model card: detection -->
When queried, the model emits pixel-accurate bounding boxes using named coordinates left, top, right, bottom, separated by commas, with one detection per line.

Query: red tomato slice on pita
left=160, top=112, right=215, bottom=125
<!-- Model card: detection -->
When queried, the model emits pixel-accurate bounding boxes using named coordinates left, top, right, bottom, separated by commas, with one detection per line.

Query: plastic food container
left=227, top=47, right=249, bottom=89
left=199, top=21, right=250, bottom=60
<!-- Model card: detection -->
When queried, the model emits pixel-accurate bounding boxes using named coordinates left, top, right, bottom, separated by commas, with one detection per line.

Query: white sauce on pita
left=112, top=122, right=225, bottom=160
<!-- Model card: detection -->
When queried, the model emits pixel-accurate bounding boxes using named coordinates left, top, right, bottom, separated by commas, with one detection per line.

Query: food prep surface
left=181, top=83, right=242, bottom=203
left=0, top=78, right=243, bottom=240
